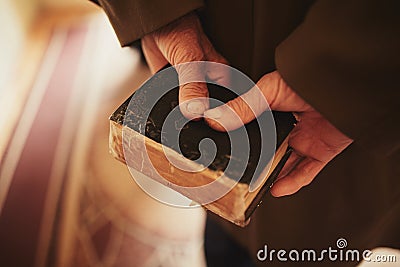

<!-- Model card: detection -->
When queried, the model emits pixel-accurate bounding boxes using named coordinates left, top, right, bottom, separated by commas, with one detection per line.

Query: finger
left=178, top=52, right=229, bottom=120
left=174, top=41, right=228, bottom=120
left=270, top=157, right=326, bottom=197
left=179, top=85, right=209, bottom=120
left=288, top=116, right=353, bottom=163
left=201, top=37, right=231, bottom=88
left=256, top=71, right=312, bottom=112
left=276, top=151, right=304, bottom=179
left=201, top=32, right=227, bottom=64
left=153, top=13, right=206, bottom=65
left=141, top=36, right=168, bottom=74
left=153, top=14, right=210, bottom=120
left=143, top=33, right=208, bottom=120
left=204, top=83, right=267, bottom=131
left=179, top=81, right=209, bottom=120
left=204, top=61, right=231, bottom=90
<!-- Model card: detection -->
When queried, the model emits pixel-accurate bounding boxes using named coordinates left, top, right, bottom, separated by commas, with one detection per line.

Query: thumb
left=204, top=85, right=267, bottom=131
left=204, top=71, right=311, bottom=131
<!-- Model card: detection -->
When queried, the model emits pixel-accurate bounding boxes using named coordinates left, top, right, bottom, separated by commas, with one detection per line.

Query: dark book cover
left=109, top=66, right=296, bottom=226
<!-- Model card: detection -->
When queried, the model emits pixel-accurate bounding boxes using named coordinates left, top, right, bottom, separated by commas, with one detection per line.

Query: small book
left=109, top=66, right=296, bottom=227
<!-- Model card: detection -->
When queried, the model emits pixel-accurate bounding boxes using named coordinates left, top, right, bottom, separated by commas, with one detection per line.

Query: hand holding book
left=204, top=71, right=353, bottom=197
left=141, top=12, right=353, bottom=198
left=141, top=12, right=228, bottom=120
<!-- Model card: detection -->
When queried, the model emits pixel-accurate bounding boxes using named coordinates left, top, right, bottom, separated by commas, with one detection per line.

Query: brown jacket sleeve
left=275, top=0, right=400, bottom=157
left=91, top=0, right=203, bottom=46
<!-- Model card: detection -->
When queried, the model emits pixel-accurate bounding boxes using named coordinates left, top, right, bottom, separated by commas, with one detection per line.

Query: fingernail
left=186, top=100, right=206, bottom=115
left=204, top=108, right=222, bottom=119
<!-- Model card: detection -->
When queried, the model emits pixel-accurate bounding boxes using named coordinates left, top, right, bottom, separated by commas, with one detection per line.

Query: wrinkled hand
left=204, top=71, right=353, bottom=197
left=142, top=14, right=352, bottom=197
left=141, top=13, right=227, bottom=120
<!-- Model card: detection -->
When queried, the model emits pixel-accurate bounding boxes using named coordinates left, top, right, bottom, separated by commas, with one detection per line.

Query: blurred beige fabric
left=0, top=2, right=206, bottom=267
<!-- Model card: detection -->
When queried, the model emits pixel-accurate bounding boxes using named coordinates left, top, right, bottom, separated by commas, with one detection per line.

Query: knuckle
left=180, top=82, right=208, bottom=99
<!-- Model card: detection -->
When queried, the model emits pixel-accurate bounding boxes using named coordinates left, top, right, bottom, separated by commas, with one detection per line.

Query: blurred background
left=2, top=2, right=400, bottom=267
left=0, top=1, right=206, bottom=266
left=0, top=0, right=82, bottom=91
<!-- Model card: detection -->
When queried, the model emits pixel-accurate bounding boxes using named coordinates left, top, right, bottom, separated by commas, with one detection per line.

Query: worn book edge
left=109, top=119, right=290, bottom=226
